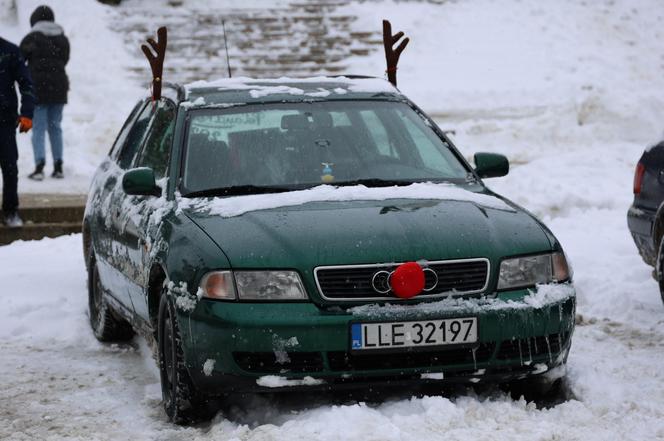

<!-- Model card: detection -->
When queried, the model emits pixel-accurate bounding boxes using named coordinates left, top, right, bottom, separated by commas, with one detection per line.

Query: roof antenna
left=222, top=19, right=232, bottom=78
left=382, top=20, right=409, bottom=87
left=141, top=26, right=168, bottom=101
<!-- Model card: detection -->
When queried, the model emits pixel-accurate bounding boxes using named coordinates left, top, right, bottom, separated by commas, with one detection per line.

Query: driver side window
left=117, top=103, right=154, bottom=169
left=136, top=101, right=176, bottom=178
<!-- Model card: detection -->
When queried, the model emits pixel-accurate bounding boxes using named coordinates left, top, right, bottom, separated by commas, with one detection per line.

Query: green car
left=83, top=77, right=575, bottom=423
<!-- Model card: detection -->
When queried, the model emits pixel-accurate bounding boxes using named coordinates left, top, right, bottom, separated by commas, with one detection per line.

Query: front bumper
left=179, top=284, right=576, bottom=394
left=627, top=204, right=656, bottom=266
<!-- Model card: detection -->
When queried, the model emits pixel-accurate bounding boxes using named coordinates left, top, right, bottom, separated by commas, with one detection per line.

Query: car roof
left=168, top=76, right=405, bottom=109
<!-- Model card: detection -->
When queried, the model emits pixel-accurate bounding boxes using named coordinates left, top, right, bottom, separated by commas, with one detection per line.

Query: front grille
left=496, top=332, right=569, bottom=361
left=328, top=343, right=495, bottom=371
left=315, top=259, right=489, bottom=301
left=233, top=352, right=324, bottom=373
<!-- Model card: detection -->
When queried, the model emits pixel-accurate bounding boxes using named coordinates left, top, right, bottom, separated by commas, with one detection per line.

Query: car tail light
left=633, top=162, right=645, bottom=194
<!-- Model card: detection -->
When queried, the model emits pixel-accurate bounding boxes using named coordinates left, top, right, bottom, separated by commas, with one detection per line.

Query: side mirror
left=122, top=167, right=161, bottom=197
left=474, top=152, right=509, bottom=178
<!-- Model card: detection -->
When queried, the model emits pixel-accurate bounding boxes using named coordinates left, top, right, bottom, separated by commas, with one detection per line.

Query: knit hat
left=30, top=5, right=55, bottom=27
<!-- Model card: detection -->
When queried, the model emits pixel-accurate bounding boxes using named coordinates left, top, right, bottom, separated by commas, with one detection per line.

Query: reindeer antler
left=382, top=20, right=409, bottom=87
left=141, top=27, right=168, bottom=101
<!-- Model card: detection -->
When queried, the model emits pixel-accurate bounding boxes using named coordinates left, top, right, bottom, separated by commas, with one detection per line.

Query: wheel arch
left=147, top=262, right=168, bottom=335
left=82, top=220, right=93, bottom=270
left=654, top=204, right=664, bottom=252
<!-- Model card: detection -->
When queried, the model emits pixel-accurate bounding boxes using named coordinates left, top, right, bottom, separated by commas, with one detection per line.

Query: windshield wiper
left=332, top=178, right=417, bottom=187
left=183, top=185, right=293, bottom=198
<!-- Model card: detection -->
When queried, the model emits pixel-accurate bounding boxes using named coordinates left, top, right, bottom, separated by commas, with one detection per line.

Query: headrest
left=188, top=132, right=211, bottom=148
left=189, top=133, right=228, bottom=152
left=281, top=114, right=310, bottom=130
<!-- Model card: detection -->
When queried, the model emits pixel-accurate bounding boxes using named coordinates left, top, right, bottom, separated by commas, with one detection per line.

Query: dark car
left=84, top=77, right=575, bottom=424
left=628, top=141, right=664, bottom=303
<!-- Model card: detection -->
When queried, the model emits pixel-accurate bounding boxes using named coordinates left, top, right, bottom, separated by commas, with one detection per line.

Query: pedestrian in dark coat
left=20, top=5, right=69, bottom=180
left=0, top=37, right=34, bottom=227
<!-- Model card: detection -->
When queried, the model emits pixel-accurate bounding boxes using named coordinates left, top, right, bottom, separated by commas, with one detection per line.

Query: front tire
left=158, top=292, right=208, bottom=424
left=88, top=258, right=134, bottom=342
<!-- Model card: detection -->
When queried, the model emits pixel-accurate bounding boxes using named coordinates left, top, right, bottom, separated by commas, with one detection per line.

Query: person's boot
left=3, top=211, right=24, bottom=228
left=28, top=161, right=45, bottom=181
left=52, top=160, right=64, bottom=179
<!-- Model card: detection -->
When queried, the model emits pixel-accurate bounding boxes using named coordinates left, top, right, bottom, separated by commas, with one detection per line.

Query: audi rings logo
left=371, top=268, right=439, bottom=294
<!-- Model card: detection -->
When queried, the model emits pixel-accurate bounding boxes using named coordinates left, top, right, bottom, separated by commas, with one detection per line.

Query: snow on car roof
left=181, top=76, right=400, bottom=107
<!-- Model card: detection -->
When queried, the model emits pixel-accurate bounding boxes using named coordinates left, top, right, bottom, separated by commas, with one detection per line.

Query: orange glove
left=18, top=116, right=33, bottom=133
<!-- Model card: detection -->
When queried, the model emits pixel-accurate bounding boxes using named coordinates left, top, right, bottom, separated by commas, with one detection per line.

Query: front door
left=114, top=99, right=177, bottom=322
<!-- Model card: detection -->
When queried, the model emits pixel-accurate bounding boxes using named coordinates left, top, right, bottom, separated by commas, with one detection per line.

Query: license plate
left=351, top=317, right=478, bottom=350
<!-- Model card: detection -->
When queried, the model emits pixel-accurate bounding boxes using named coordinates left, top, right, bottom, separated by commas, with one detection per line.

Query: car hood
left=182, top=193, right=553, bottom=272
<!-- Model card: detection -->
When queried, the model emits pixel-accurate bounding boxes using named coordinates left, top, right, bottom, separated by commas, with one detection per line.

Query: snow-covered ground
left=2, top=0, right=664, bottom=439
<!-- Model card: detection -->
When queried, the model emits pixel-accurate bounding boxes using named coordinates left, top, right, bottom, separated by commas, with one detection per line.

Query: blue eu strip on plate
left=351, top=323, right=362, bottom=349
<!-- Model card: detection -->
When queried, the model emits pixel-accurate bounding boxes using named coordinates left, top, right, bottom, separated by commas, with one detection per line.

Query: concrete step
left=0, top=222, right=82, bottom=246
left=111, top=0, right=380, bottom=83
left=0, top=194, right=86, bottom=245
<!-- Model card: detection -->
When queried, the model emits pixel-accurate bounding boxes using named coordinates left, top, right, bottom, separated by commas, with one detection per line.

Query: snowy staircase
left=0, top=194, right=85, bottom=245
left=112, top=0, right=382, bottom=84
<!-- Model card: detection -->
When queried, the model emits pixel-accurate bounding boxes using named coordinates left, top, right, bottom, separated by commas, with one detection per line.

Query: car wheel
left=507, top=376, right=568, bottom=403
left=158, top=292, right=209, bottom=424
left=656, top=238, right=664, bottom=305
left=88, top=258, right=134, bottom=342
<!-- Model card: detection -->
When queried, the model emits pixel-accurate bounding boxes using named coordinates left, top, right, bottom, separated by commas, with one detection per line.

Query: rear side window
left=136, top=101, right=176, bottom=178
left=109, top=100, right=146, bottom=159
left=117, top=103, right=154, bottom=169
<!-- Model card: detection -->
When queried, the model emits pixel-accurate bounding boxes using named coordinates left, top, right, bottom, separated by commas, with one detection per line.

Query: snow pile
left=169, top=281, right=197, bottom=312
left=256, top=376, right=325, bottom=388
left=420, top=372, right=444, bottom=380
left=350, top=283, right=576, bottom=318
left=272, top=335, right=299, bottom=365
left=203, top=359, right=215, bottom=377
left=180, top=183, right=512, bottom=218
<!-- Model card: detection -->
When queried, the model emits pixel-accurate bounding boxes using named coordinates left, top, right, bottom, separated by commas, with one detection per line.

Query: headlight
left=198, top=270, right=307, bottom=301
left=497, top=252, right=571, bottom=290
left=235, top=271, right=307, bottom=300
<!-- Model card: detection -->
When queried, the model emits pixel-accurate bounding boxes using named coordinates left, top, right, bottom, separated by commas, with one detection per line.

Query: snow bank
left=180, top=183, right=512, bottom=218
left=0, top=234, right=92, bottom=345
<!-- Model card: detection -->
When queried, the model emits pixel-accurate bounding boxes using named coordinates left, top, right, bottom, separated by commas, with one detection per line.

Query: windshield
left=182, top=101, right=469, bottom=195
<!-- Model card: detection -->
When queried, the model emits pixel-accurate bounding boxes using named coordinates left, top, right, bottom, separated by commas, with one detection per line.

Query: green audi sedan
left=83, top=77, right=575, bottom=423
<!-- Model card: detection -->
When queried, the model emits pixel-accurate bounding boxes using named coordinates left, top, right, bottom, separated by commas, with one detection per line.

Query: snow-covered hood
left=181, top=188, right=554, bottom=270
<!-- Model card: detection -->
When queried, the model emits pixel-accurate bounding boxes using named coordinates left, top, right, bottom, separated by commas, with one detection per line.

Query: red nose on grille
left=390, top=262, right=425, bottom=299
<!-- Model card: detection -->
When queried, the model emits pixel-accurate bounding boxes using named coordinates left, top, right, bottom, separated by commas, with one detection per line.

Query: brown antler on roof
left=382, top=20, right=409, bottom=87
left=141, top=27, right=168, bottom=101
